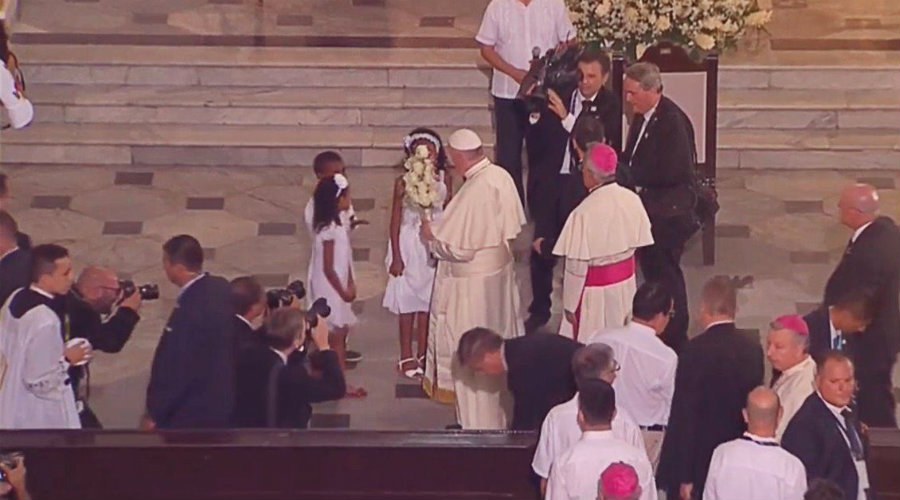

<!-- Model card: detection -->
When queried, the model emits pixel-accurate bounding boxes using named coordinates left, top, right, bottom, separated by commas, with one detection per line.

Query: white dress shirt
left=546, top=430, right=657, bottom=500
left=703, top=432, right=807, bottom=500
left=532, top=394, right=645, bottom=479
left=628, top=104, right=658, bottom=163
left=587, top=322, right=677, bottom=427
left=851, top=221, right=874, bottom=243
left=819, top=393, right=869, bottom=500
left=827, top=308, right=845, bottom=350
left=558, top=90, right=599, bottom=174
left=772, top=355, right=816, bottom=439
left=475, top=0, right=574, bottom=99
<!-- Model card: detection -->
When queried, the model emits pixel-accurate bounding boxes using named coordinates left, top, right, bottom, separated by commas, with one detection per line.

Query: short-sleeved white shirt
left=475, top=0, right=574, bottom=99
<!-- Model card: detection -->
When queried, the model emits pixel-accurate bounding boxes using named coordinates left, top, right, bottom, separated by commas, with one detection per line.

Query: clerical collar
left=782, top=355, right=813, bottom=378
left=464, top=158, right=491, bottom=179
left=30, top=285, right=54, bottom=299
left=741, top=432, right=779, bottom=446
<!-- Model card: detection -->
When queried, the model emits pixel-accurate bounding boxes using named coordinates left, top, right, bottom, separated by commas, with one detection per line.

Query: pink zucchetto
left=586, top=143, right=618, bottom=176
left=599, top=462, right=640, bottom=500
left=773, top=314, right=809, bottom=336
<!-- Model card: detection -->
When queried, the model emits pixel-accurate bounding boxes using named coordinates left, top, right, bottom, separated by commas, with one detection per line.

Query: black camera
left=305, top=297, right=331, bottom=329
left=266, top=280, right=306, bottom=310
left=119, top=279, right=160, bottom=301
left=516, top=44, right=584, bottom=116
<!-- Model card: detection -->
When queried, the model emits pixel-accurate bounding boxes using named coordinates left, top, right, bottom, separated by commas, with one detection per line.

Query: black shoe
left=524, top=314, right=550, bottom=334
left=346, top=350, right=363, bottom=363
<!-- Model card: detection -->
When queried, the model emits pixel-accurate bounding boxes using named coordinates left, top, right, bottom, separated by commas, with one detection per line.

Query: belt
left=584, top=256, right=636, bottom=287
left=640, top=424, right=666, bottom=431
left=448, top=245, right=511, bottom=278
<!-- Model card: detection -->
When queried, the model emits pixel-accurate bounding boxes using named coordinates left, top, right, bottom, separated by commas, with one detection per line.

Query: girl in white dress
left=383, top=128, right=452, bottom=379
left=308, top=173, right=366, bottom=397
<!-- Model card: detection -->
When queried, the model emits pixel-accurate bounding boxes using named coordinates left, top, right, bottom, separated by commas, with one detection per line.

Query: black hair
left=578, top=378, right=616, bottom=426
left=632, top=281, right=673, bottom=321
left=804, top=478, right=845, bottom=500
left=0, top=210, right=17, bottom=239
left=312, top=175, right=345, bottom=233
left=457, top=327, right=503, bottom=367
left=572, top=114, right=607, bottom=152
left=30, top=243, right=69, bottom=283
left=162, top=234, right=204, bottom=272
left=830, top=288, right=876, bottom=323
left=404, top=127, right=448, bottom=171
left=576, top=47, right=611, bottom=75
left=815, top=349, right=853, bottom=373
left=231, top=276, right=264, bottom=316
left=313, top=151, right=344, bottom=177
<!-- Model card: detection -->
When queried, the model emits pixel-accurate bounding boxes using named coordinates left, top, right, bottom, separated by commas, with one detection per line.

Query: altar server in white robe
left=0, top=244, right=90, bottom=429
left=704, top=387, right=807, bottom=500
left=420, top=128, right=526, bottom=429
left=766, top=314, right=817, bottom=439
left=553, top=143, right=653, bottom=340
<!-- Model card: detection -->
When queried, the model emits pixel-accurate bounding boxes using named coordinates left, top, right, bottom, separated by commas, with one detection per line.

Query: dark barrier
left=0, top=428, right=896, bottom=500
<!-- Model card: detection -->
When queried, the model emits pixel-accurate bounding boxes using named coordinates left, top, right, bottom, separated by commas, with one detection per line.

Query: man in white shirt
left=703, top=386, right=807, bottom=500
left=587, top=281, right=677, bottom=469
left=0, top=244, right=90, bottom=429
left=765, top=314, right=816, bottom=439
left=475, top=0, right=574, bottom=203
left=534, top=343, right=645, bottom=496
left=546, top=379, right=657, bottom=500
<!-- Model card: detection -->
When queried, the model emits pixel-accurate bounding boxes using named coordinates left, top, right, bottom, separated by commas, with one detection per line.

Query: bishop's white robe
left=553, top=183, right=653, bottom=340
left=422, top=157, right=526, bottom=429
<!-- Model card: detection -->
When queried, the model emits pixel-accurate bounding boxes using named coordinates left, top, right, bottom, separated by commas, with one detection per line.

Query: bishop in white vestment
left=553, top=144, right=653, bottom=340
left=421, top=129, right=526, bottom=429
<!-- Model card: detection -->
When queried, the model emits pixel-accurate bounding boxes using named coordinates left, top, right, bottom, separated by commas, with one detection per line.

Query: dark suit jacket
left=804, top=306, right=858, bottom=361
left=0, top=246, right=31, bottom=307
left=146, top=274, right=235, bottom=429
left=824, top=216, right=900, bottom=426
left=622, top=95, right=697, bottom=248
left=236, top=345, right=345, bottom=429
left=782, top=393, right=864, bottom=500
left=504, top=333, right=582, bottom=431
left=656, top=323, right=764, bottom=493
left=234, top=315, right=263, bottom=352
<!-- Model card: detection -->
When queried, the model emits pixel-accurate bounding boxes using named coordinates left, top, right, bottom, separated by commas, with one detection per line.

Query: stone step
left=3, top=123, right=897, bottom=169
left=26, top=85, right=900, bottom=130
left=16, top=45, right=900, bottom=91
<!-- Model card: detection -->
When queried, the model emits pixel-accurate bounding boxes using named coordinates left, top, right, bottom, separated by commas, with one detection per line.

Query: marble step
left=26, top=85, right=900, bottom=130
left=16, top=45, right=900, bottom=91
left=2, top=123, right=897, bottom=170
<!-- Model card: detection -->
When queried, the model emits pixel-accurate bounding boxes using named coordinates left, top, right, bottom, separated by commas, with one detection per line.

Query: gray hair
left=572, top=343, right=616, bottom=387
left=625, top=62, right=663, bottom=92
left=769, top=319, right=810, bottom=351
left=265, top=307, right=305, bottom=350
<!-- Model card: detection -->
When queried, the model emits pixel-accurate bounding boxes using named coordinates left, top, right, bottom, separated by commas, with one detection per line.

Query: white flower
left=414, top=144, right=430, bottom=159
left=655, top=16, right=671, bottom=31
left=593, top=1, right=610, bottom=16
left=745, top=10, right=772, bottom=28
left=693, top=32, right=716, bottom=50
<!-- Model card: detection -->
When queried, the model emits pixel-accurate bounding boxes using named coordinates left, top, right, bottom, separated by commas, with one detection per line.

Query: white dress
left=307, top=220, right=357, bottom=329
left=382, top=173, right=448, bottom=314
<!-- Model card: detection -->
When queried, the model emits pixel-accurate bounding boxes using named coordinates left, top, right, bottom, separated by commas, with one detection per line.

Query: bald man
left=703, top=387, right=807, bottom=500
left=65, top=265, right=142, bottom=427
left=825, top=183, right=900, bottom=427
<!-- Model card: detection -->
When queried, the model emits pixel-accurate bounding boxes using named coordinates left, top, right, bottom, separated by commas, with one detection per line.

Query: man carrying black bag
left=621, top=62, right=699, bottom=354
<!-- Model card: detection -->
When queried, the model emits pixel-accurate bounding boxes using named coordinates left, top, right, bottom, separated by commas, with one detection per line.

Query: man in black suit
left=825, top=183, right=900, bottom=427
left=804, top=288, right=874, bottom=360
left=143, top=235, right=235, bottom=429
left=230, top=276, right=266, bottom=351
left=457, top=327, right=582, bottom=431
left=0, top=210, right=29, bottom=306
left=782, top=351, right=869, bottom=500
left=65, top=265, right=141, bottom=428
left=657, top=276, right=764, bottom=500
left=524, top=48, right=621, bottom=333
left=236, top=307, right=345, bottom=428
left=621, top=62, right=698, bottom=354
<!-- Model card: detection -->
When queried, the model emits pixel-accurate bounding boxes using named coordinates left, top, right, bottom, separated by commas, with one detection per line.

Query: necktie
left=581, top=100, right=592, bottom=115
left=833, top=332, right=843, bottom=350
left=840, top=409, right=864, bottom=460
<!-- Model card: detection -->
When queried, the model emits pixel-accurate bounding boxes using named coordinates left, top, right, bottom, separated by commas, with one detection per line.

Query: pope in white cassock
left=420, top=128, right=526, bottom=429
left=553, top=143, right=653, bottom=340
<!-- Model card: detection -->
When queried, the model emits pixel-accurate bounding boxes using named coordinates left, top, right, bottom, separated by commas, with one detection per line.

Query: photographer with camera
left=475, top=0, right=574, bottom=202
left=235, top=306, right=345, bottom=429
left=0, top=454, right=31, bottom=500
left=525, top=48, right=621, bottom=333
left=231, top=276, right=267, bottom=351
left=64, top=265, right=144, bottom=427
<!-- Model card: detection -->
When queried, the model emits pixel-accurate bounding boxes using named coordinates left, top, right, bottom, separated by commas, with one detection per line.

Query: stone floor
left=0, top=163, right=897, bottom=429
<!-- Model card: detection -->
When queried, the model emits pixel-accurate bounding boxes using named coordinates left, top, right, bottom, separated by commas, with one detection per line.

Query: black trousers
left=856, top=362, right=898, bottom=427
left=529, top=172, right=586, bottom=318
left=79, top=403, right=103, bottom=429
left=638, top=217, right=692, bottom=354
left=493, top=96, right=529, bottom=203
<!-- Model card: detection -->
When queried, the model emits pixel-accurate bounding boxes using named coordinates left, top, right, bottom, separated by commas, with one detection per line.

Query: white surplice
left=423, top=157, right=526, bottom=429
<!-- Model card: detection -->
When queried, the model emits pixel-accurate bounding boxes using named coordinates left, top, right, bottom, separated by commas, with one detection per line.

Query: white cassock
left=546, top=430, right=657, bottom=500
left=423, top=157, right=526, bottom=429
left=703, top=432, right=807, bottom=500
left=772, top=356, right=816, bottom=439
left=0, top=288, right=81, bottom=429
left=553, top=183, right=653, bottom=340
left=532, top=394, right=646, bottom=479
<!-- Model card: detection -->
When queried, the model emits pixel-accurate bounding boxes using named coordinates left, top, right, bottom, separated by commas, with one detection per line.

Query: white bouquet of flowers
left=565, top=0, right=772, bottom=60
left=402, top=144, right=443, bottom=220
